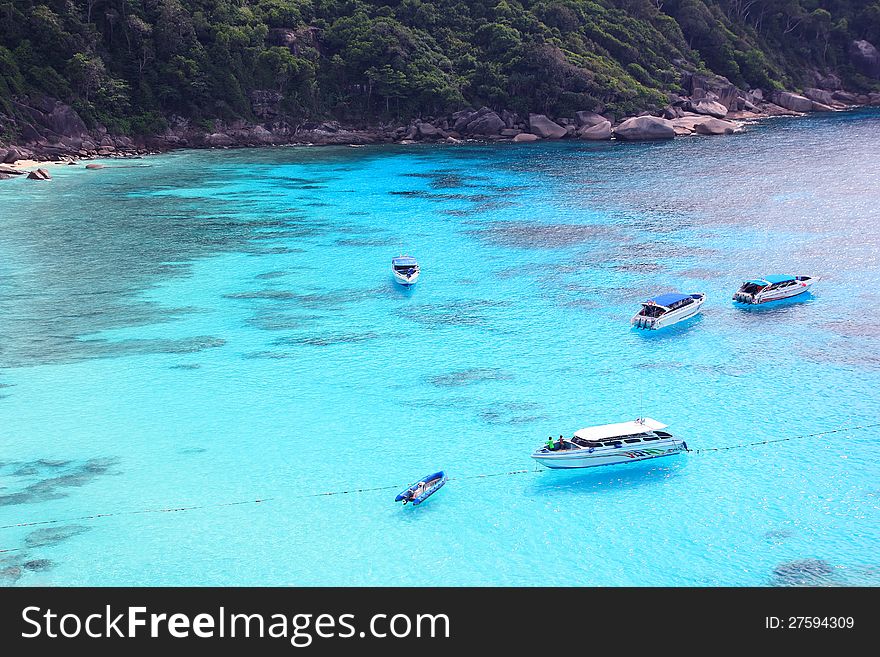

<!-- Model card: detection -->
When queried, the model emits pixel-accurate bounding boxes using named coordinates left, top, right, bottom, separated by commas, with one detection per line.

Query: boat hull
left=632, top=295, right=705, bottom=330
left=532, top=439, right=686, bottom=469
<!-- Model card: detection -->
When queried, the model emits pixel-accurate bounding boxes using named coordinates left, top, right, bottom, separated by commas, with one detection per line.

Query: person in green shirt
left=546, top=436, right=555, bottom=451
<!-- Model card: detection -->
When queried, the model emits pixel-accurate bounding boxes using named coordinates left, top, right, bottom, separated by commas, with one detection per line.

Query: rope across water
left=1, top=422, right=876, bottom=542
left=683, top=422, right=880, bottom=453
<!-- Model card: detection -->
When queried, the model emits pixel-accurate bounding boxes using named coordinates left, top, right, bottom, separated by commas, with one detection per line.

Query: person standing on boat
left=546, top=436, right=555, bottom=451
left=403, top=484, right=424, bottom=505
left=555, top=435, right=566, bottom=451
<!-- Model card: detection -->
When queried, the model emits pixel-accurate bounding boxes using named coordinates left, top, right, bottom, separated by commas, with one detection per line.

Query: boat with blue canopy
left=631, top=292, right=705, bottom=329
left=395, top=471, right=447, bottom=505
left=733, top=275, right=816, bottom=304
left=392, top=255, right=420, bottom=286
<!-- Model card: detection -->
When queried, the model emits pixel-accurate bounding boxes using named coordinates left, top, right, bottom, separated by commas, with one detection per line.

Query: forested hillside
left=1, top=0, right=879, bottom=139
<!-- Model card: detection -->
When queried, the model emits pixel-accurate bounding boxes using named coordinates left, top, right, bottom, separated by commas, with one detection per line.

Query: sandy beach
left=8, top=159, right=77, bottom=170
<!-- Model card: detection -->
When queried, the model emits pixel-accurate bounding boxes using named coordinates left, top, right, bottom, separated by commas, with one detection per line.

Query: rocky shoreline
left=2, top=71, right=879, bottom=179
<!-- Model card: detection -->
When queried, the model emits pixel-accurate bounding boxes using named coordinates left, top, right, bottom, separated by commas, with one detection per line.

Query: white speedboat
left=631, top=292, right=705, bottom=329
left=531, top=418, right=687, bottom=469
left=733, top=275, right=816, bottom=304
left=392, top=255, right=420, bottom=286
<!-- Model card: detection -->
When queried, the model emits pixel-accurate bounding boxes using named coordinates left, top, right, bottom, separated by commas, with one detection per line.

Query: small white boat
left=392, top=255, right=420, bottom=286
left=733, top=275, right=816, bottom=304
left=532, top=418, right=687, bottom=469
left=631, top=292, right=705, bottom=329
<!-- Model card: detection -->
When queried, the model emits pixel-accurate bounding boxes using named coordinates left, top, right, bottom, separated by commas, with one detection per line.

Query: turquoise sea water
left=1, top=110, right=879, bottom=586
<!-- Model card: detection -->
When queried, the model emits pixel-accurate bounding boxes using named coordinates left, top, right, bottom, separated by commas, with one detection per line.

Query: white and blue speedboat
left=532, top=418, right=687, bottom=469
left=733, top=275, right=816, bottom=304
left=631, top=292, right=705, bottom=329
left=392, top=255, right=420, bottom=286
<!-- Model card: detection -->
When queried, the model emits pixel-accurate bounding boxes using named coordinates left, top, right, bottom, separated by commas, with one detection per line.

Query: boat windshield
left=394, top=264, right=418, bottom=272
left=571, top=437, right=602, bottom=448
left=640, top=304, right=666, bottom=318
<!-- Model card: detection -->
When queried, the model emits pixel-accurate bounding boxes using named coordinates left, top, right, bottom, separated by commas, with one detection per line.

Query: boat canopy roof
left=645, top=292, right=689, bottom=307
left=573, top=418, right=668, bottom=441
left=747, top=274, right=794, bottom=285
left=392, top=256, right=418, bottom=266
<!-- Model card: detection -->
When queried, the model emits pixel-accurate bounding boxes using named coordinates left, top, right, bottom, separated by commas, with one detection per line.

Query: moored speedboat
left=732, top=275, right=816, bottom=304
left=531, top=418, right=687, bottom=469
left=392, top=255, right=420, bottom=286
left=631, top=292, right=705, bottom=329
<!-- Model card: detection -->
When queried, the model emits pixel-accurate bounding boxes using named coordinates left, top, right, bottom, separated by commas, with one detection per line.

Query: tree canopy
left=0, top=0, right=878, bottom=136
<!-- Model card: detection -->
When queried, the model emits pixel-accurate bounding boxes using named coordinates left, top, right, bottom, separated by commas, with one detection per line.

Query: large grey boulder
left=693, top=118, right=738, bottom=135
left=250, top=125, right=275, bottom=143
left=803, top=88, right=835, bottom=105
left=761, top=102, right=800, bottom=116
left=304, top=127, right=375, bottom=145
left=451, top=109, right=476, bottom=133
left=61, top=135, right=83, bottom=150
left=467, top=111, right=505, bottom=136
left=0, top=164, right=25, bottom=175
left=832, top=90, right=858, bottom=103
left=771, top=91, right=813, bottom=113
left=528, top=114, right=567, bottom=139
left=613, top=116, right=675, bottom=140
left=416, top=122, right=440, bottom=138
left=574, top=111, right=607, bottom=128
left=671, top=116, right=712, bottom=134
left=206, top=132, right=234, bottom=147
left=687, top=98, right=728, bottom=118
left=814, top=73, right=842, bottom=90
left=513, top=133, right=540, bottom=142
left=29, top=100, right=89, bottom=138
left=26, top=168, right=51, bottom=180
left=578, top=120, right=612, bottom=140
left=850, top=40, right=880, bottom=78
left=681, top=72, right=739, bottom=110
left=810, top=101, right=834, bottom=112
left=453, top=107, right=505, bottom=136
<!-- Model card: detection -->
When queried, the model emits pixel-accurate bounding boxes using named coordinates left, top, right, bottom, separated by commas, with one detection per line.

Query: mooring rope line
left=0, top=470, right=542, bottom=533
left=684, top=422, right=880, bottom=454
left=1, top=424, right=876, bottom=541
